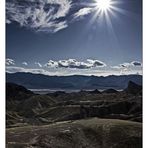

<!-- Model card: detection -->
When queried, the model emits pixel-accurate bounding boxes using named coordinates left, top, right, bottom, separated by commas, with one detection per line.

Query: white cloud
left=6, top=0, right=96, bottom=33
left=6, top=58, right=15, bottom=66
left=6, top=19, right=11, bottom=24
left=73, top=7, right=93, bottom=19
left=111, top=66, right=120, bottom=69
left=6, top=66, right=78, bottom=76
left=120, top=62, right=131, bottom=68
left=45, top=59, right=106, bottom=69
left=6, top=0, right=72, bottom=33
left=6, top=60, right=142, bottom=76
left=6, top=66, right=52, bottom=75
left=131, top=61, right=142, bottom=66
left=87, top=59, right=106, bottom=67
left=112, top=61, right=142, bottom=69
left=37, top=21, right=68, bottom=33
left=35, top=62, right=42, bottom=68
left=111, top=61, right=142, bottom=75
left=6, top=65, right=142, bottom=77
left=45, top=60, right=58, bottom=68
left=22, top=62, right=28, bottom=66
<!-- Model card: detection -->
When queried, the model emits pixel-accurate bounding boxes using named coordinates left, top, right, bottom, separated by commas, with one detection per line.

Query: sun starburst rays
left=76, top=0, right=139, bottom=44
left=88, top=0, right=124, bottom=29
left=96, top=0, right=112, bottom=11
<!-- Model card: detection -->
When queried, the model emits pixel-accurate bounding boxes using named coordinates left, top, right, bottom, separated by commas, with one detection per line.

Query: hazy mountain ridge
left=6, top=72, right=142, bottom=89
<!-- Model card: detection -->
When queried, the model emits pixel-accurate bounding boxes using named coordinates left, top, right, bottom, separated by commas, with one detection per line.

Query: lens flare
left=96, top=0, right=111, bottom=11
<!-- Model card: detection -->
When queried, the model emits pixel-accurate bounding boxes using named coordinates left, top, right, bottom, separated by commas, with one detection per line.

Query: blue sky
left=6, top=0, right=142, bottom=76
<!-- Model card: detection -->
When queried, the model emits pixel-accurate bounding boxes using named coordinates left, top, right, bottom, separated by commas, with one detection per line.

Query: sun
left=89, top=0, right=125, bottom=29
left=96, top=0, right=112, bottom=11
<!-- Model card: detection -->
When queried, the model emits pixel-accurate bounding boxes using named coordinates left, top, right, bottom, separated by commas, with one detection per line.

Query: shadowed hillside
left=6, top=81, right=142, bottom=147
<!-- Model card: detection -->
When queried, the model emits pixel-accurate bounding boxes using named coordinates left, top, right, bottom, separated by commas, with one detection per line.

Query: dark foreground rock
left=6, top=82, right=142, bottom=147
left=6, top=83, right=34, bottom=101
left=6, top=118, right=142, bottom=148
left=6, top=82, right=142, bottom=127
left=125, top=81, right=142, bottom=95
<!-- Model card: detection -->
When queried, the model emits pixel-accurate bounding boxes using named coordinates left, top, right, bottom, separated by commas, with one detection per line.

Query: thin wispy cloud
left=22, top=62, right=28, bottom=66
left=6, top=0, right=72, bottom=33
left=6, top=66, right=52, bottom=76
left=6, top=19, right=11, bottom=24
left=6, top=0, right=97, bottom=33
left=35, top=62, right=42, bottom=68
left=6, top=0, right=95, bottom=33
left=73, top=7, right=93, bottom=20
left=45, top=59, right=106, bottom=69
left=6, top=58, right=15, bottom=66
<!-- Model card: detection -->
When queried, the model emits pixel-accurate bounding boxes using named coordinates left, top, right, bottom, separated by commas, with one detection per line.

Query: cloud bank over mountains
left=112, top=61, right=142, bottom=69
left=6, top=0, right=94, bottom=33
left=6, top=58, right=142, bottom=76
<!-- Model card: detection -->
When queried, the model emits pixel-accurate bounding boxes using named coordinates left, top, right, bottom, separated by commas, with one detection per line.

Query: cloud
left=6, top=66, right=84, bottom=76
left=6, top=0, right=96, bottom=33
left=45, top=60, right=58, bottom=68
left=87, top=59, right=106, bottom=67
left=45, top=59, right=106, bottom=69
left=22, top=62, right=28, bottom=66
left=58, top=59, right=90, bottom=69
left=111, top=66, right=121, bottom=69
left=73, top=7, right=93, bottom=20
left=6, top=58, right=15, bottom=66
left=111, top=61, right=142, bottom=75
left=120, top=63, right=131, bottom=68
left=35, top=62, right=42, bottom=68
left=6, top=19, right=11, bottom=24
left=131, top=61, right=142, bottom=66
left=6, top=65, right=142, bottom=77
left=6, top=66, right=53, bottom=76
left=6, top=0, right=72, bottom=33
left=112, top=61, right=142, bottom=69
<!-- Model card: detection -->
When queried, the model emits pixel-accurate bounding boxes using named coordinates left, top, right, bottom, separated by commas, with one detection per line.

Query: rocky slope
left=6, top=81, right=142, bottom=147
left=6, top=118, right=142, bottom=148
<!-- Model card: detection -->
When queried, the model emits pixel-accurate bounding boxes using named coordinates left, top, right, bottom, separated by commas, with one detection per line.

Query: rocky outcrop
left=89, top=89, right=101, bottom=94
left=6, top=83, right=33, bottom=101
left=125, top=81, right=142, bottom=95
left=6, top=82, right=142, bottom=148
left=6, top=83, right=142, bottom=126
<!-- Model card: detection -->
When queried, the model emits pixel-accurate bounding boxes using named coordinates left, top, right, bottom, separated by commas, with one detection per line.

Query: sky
left=6, top=0, right=142, bottom=76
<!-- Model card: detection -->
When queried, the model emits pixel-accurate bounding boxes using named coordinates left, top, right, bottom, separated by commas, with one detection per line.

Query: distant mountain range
left=6, top=72, right=142, bottom=90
